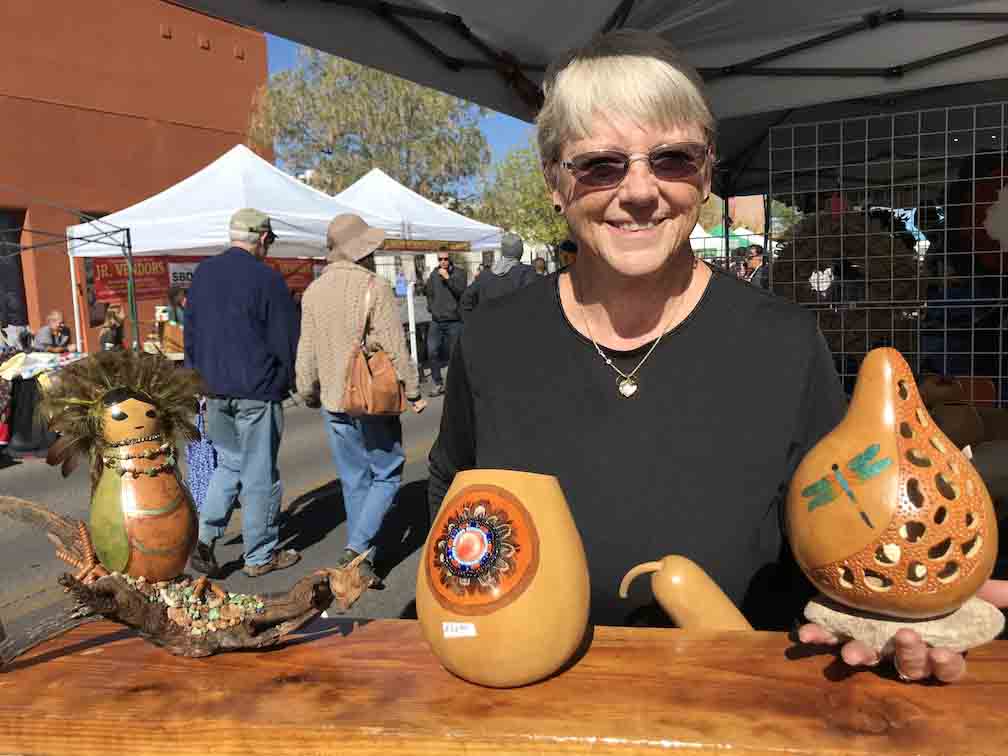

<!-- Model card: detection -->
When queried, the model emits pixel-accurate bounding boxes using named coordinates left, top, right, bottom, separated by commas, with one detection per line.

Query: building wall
left=0, top=0, right=268, bottom=350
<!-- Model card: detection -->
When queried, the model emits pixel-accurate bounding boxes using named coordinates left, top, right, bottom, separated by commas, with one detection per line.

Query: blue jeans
left=322, top=410, right=404, bottom=559
left=427, top=320, right=462, bottom=386
left=199, top=398, right=284, bottom=567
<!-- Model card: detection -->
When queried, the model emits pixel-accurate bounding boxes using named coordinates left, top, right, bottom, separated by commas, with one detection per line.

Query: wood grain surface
left=1, top=618, right=1006, bottom=755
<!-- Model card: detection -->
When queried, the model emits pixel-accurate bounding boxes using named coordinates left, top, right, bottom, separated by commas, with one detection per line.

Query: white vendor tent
left=335, top=168, right=502, bottom=365
left=64, top=143, right=371, bottom=347
left=66, top=144, right=368, bottom=259
left=334, top=168, right=502, bottom=251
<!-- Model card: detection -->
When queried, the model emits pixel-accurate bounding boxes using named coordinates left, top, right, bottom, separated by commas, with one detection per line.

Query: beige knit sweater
left=296, top=260, right=420, bottom=411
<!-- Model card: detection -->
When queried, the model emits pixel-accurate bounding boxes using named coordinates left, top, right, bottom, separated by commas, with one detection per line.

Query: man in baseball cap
left=228, top=208, right=277, bottom=255
left=185, top=207, right=300, bottom=578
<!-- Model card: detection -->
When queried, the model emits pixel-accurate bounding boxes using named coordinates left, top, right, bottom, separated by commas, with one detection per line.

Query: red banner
left=91, top=255, right=323, bottom=304
left=267, top=258, right=318, bottom=293
left=92, top=258, right=168, bottom=304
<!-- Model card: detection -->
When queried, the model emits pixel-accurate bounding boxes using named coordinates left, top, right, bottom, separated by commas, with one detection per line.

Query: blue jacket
left=184, top=248, right=298, bottom=401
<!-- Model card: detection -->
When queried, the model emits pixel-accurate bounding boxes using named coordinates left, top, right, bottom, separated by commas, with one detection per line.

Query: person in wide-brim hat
left=326, top=214, right=386, bottom=263
left=296, top=212, right=424, bottom=591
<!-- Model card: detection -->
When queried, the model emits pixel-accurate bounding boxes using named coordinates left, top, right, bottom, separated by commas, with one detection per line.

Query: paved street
left=0, top=395, right=445, bottom=646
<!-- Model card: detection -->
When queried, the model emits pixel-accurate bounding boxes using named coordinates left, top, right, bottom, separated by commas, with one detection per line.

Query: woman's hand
left=798, top=579, right=1008, bottom=683
left=411, top=398, right=427, bottom=414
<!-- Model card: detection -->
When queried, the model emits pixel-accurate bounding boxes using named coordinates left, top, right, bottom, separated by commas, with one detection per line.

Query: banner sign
left=267, top=258, right=317, bottom=292
left=92, top=255, right=324, bottom=304
left=92, top=258, right=168, bottom=303
left=379, top=239, right=470, bottom=252
left=168, top=261, right=199, bottom=290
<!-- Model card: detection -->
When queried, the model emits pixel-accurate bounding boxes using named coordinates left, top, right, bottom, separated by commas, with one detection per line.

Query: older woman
left=428, top=30, right=1005, bottom=682
left=297, top=215, right=426, bottom=587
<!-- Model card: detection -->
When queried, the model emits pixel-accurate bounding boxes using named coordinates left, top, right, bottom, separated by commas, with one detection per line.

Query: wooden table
left=1, top=618, right=1006, bottom=755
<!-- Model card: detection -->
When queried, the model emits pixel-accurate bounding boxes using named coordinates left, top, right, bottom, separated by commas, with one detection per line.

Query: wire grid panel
left=768, top=103, right=1007, bottom=404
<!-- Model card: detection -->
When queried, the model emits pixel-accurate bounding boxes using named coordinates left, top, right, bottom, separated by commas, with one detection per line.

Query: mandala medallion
left=426, top=484, right=539, bottom=615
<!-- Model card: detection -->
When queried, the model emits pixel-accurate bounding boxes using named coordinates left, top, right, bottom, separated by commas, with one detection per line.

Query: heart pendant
left=618, top=377, right=638, bottom=398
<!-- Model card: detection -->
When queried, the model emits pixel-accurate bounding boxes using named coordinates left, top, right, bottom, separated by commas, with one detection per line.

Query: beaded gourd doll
left=43, top=351, right=204, bottom=584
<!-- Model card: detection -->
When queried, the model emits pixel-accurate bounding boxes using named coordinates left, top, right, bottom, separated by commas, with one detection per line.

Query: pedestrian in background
left=98, top=304, right=124, bottom=351
left=423, top=251, right=466, bottom=396
left=533, top=257, right=547, bottom=275
left=745, top=244, right=768, bottom=289
left=34, top=310, right=73, bottom=354
left=185, top=208, right=300, bottom=578
left=296, top=214, right=426, bottom=586
left=460, top=233, right=539, bottom=318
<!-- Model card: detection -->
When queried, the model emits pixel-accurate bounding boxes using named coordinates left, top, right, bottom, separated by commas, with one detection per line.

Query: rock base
left=804, top=595, right=1005, bottom=654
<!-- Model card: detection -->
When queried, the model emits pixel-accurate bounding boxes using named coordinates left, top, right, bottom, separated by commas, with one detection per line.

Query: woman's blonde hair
left=536, top=30, right=715, bottom=171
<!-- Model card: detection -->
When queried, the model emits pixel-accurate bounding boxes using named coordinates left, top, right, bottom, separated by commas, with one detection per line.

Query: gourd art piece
left=787, top=348, right=998, bottom=624
left=42, top=351, right=203, bottom=583
left=415, top=470, right=590, bottom=688
left=0, top=351, right=378, bottom=664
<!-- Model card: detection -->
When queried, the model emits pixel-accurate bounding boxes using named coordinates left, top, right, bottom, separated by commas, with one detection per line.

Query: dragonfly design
left=801, top=443, right=893, bottom=529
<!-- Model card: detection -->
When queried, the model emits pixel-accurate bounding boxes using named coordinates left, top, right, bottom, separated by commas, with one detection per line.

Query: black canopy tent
left=169, top=0, right=1008, bottom=195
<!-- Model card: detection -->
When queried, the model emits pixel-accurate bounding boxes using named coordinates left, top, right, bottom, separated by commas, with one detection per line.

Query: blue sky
left=266, top=34, right=534, bottom=166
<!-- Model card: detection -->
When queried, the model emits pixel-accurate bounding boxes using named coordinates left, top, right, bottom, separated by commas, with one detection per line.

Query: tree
left=250, top=47, right=490, bottom=201
left=477, top=140, right=569, bottom=256
left=769, top=199, right=803, bottom=238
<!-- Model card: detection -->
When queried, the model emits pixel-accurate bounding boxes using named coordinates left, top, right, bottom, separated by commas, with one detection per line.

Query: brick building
left=0, top=0, right=267, bottom=351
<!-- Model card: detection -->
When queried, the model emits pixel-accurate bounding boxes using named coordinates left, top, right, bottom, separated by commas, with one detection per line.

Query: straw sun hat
left=326, top=214, right=386, bottom=262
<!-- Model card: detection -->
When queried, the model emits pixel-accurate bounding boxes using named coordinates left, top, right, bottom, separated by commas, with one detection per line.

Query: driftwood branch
left=0, top=496, right=375, bottom=664
left=0, top=495, right=84, bottom=561
left=58, top=571, right=338, bottom=657
left=0, top=610, right=100, bottom=668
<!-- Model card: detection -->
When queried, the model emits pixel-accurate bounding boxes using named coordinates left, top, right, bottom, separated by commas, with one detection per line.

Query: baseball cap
left=230, top=208, right=274, bottom=242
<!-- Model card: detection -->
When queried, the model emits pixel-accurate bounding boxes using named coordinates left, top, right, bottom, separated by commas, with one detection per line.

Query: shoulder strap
left=359, top=277, right=375, bottom=346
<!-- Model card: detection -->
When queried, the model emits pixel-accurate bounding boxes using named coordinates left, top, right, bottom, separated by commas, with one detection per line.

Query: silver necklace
left=573, top=283, right=676, bottom=399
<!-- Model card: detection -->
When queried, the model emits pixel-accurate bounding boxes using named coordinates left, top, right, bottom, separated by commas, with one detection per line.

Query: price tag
left=442, top=622, right=477, bottom=638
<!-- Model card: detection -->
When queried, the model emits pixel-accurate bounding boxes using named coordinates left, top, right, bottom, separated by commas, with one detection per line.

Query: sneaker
left=190, top=540, right=225, bottom=579
left=358, top=559, right=382, bottom=588
left=335, top=548, right=360, bottom=568
left=428, top=384, right=445, bottom=397
left=242, top=548, right=300, bottom=577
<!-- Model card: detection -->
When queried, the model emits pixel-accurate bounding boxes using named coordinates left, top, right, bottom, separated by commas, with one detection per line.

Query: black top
left=423, top=266, right=467, bottom=322
left=460, top=263, right=539, bottom=319
left=428, top=268, right=848, bottom=629
left=185, top=247, right=298, bottom=402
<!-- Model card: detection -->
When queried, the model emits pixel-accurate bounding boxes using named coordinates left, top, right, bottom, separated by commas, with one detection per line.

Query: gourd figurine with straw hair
left=42, top=350, right=205, bottom=588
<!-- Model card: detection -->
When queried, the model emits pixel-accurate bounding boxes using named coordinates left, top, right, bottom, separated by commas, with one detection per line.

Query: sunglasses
left=438, top=256, right=450, bottom=262
left=561, top=142, right=709, bottom=188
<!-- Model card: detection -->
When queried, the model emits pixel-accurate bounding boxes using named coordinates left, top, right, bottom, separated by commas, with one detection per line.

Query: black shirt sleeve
left=792, top=324, right=848, bottom=469
left=427, top=336, right=477, bottom=517
left=743, top=322, right=848, bottom=630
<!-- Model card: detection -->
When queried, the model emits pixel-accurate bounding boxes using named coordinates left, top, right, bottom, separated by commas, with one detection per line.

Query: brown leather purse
left=342, top=278, right=407, bottom=416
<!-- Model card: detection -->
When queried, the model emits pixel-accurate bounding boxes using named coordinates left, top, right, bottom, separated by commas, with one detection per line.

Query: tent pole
left=722, top=196, right=731, bottom=269
left=763, top=193, right=772, bottom=287
left=124, top=228, right=139, bottom=350
left=406, top=280, right=418, bottom=368
left=66, top=232, right=83, bottom=351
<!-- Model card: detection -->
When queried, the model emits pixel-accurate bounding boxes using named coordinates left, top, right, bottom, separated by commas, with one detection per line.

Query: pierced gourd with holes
left=786, top=347, right=997, bottom=619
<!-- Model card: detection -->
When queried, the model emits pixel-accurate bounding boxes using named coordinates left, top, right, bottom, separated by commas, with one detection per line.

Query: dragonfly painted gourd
left=786, top=348, right=998, bottom=619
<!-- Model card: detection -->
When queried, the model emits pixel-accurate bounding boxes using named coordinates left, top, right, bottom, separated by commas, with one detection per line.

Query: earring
left=554, top=204, right=562, bottom=213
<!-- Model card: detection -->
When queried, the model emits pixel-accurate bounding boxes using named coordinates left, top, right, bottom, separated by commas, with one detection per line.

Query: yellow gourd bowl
left=416, top=469, right=590, bottom=687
